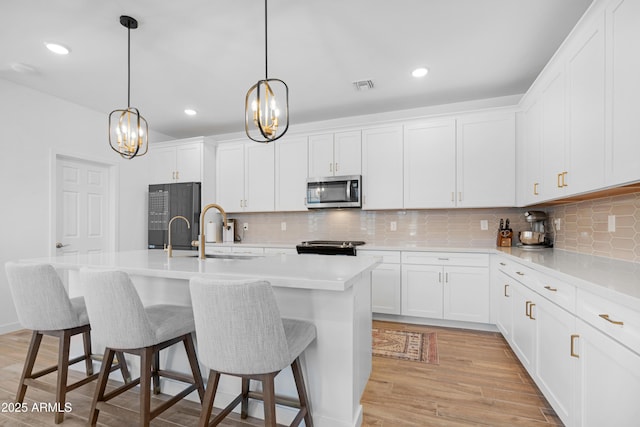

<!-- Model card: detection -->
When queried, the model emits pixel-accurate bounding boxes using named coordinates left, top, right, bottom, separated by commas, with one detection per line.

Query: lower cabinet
left=400, top=252, right=490, bottom=323
left=359, top=250, right=401, bottom=315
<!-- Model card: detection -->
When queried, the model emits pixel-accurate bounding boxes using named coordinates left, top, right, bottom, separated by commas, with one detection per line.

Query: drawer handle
left=528, top=303, right=536, bottom=320
left=599, top=314, right=624, bottom=326
left=499, top=262, right=506, bottom=266
left=544, top=285, right=558, bottom=292
left=516, top=271, right=525, bottom=276
left=525, top=301, right=532, bottom=317
left=437, top=258, right=450, bottom=261
left=570, top=334, right=580, bottom=358
left=504, top=284, right=510, bottom=297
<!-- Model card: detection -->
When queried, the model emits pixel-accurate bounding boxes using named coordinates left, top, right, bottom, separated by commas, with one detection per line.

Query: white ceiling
left=1, top=0, right=593, bottom=139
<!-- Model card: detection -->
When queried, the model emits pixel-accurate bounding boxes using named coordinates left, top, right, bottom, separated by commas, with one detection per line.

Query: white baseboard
left=0, top=322, right=21, bottom=335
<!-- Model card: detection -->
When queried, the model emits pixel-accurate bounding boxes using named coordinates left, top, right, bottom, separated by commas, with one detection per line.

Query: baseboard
left=373, top=313, right=499, bottom=333
left=0, top=322, right=21, bottom=335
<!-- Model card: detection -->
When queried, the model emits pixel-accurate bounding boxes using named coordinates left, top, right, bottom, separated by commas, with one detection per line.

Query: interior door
left=55, top=157, right=111, bottom=256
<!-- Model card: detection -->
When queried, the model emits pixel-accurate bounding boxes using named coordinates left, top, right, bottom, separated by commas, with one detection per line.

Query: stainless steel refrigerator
left=148, top=182, right=201, bottom=250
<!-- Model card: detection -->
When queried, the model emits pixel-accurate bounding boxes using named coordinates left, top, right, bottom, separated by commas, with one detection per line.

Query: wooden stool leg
left=54, top=330, right=72, bottom=424
left=140, top=347, right=153, bottom=426
left=199, top=370, right=220, bottom=427
left=262, top=374, right=277, bottom=427
left=291, top=358, right=313, bottom=427
left=89, top=348, right=115, bottom=427
left=82, top=329, right=94, bottom=376
left=183, top=335, right=205, bottom=402
left=16, top=331, right=43, bottom=402
left=115, top=351, right=131, bottom=383
left=152, top=350, right=160, bottom=395
left=240, top=378, right=250, bottom=419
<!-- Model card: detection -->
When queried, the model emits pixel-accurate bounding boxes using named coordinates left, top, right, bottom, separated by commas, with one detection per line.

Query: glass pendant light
left=108, top=15, right=148, bottom=159
left=245, top=0, right=289, bottom=143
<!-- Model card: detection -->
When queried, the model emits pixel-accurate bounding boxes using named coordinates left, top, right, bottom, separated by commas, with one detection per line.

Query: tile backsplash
left=229, top=191, right=640, bottom=264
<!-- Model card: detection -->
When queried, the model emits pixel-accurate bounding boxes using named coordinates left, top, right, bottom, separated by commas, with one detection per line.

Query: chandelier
left=108, top=15, right=148, bottom=159
left=245, top=0, right=289, bottom=143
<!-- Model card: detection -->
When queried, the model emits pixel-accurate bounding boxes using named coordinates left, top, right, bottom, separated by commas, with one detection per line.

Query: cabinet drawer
left=535, top=275, right=576, bottom=313
left=402, top=251, right=488, bottom=266
left=497, top=260, right=540, bottom=289
left=359, top=250, right=400, bottom=264
left=577, top=289, right=640, bottom=355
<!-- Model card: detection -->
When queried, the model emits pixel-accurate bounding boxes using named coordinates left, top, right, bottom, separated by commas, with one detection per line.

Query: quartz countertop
left=23, top=250, right=381, bottom=292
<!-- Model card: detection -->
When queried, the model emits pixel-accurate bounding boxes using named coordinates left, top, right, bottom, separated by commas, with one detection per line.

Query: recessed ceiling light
left=412, top=67, right=429, bottom=78
left=184, top=109, right=197, bottom=116
left=45, top=42, right=70, bottom=55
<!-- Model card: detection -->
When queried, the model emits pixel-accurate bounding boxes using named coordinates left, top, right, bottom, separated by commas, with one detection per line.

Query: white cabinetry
left=401, top=252, right=490, bottom=323
left=359, top=250, right=401, bottom=315
left=456, top=112, right=516, bottom=207
left=403, top=119, right=456, bottom=208
left=606, top=0, right=640, bottom=186
left=308, top=130, right=361, bottom=177
left=216, top=142, right=274, bottom=213
left=519, top=99, right=543, bottom=205
left=362, top=126, right=403, bottom=210
left=148, top=138, right=203, bottom=184
left=275, top=135, right=308, bottom=211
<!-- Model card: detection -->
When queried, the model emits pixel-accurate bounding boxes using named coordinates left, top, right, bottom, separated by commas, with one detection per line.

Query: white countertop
left=24, top=250, right=381, bottom=292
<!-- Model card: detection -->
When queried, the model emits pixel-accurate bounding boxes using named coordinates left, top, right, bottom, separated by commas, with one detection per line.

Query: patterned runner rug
left=372, top=328, right=439, bottom=364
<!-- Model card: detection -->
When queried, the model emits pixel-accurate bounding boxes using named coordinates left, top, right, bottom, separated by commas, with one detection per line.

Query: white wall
left=0, top=79, right=170, bottom=333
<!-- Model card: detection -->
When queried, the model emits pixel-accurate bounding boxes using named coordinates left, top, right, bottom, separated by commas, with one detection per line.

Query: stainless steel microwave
left=306, top=175, right=362, bottom=209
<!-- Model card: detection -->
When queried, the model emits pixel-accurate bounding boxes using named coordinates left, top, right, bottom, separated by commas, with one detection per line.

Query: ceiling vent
left=352, top=79, right=374, bottom=91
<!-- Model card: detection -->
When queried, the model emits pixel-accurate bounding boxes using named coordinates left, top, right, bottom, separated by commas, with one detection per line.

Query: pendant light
left=245, top=0, right=289, bottom=143
left=108, top=15, right=148, bottom=159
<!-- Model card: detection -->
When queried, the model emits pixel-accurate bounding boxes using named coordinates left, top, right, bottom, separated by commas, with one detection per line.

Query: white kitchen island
left=24, top=250, right=380, bottom=427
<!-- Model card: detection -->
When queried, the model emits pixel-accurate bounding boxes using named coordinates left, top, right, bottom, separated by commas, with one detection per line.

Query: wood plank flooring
left=0, top=322, right=561, bottom=426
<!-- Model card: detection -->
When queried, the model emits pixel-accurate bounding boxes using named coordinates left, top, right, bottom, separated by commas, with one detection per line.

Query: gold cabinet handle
left=176, top=170, right=180, bottom=180
left=562, top=171, right=568, bottom=187
left=458, top=192, right=462, bottom=202
left=329, top=162, right=333, bottom=173
left=516, top=271, right=525, bottom=276
left=499, top=262, right=506, bottom=266
left=335, top=162, right=339, bottom=172
left=533, top=182, right=539, bottom=195
left=504, top=284, right=510, bottom=297
left=557, top=173, right=563, bottom=188
left=445, top=272, right=449, bottom=283
left=544, top=285, right=558, bottom=292
left=529, top=303, right=536, bottom=320
left=570, top=334, right=580, bottom=358
left=439, top=272, right=442, bottom=283
left=525, top=301, right=532, bottom=317
left=451, top=192, right=455, bottom=202
left=599, top=314, right=624, bottom=326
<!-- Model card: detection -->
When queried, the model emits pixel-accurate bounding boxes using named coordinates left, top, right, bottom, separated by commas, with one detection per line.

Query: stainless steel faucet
left=198, top=204, right=228, bottom=260
left=165, top=215, right=190, bottom=258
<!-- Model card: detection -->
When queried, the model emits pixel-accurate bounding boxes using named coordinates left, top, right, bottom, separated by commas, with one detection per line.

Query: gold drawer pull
left=544, top=285, right=558, bottom=292
left=570, top=334, right=580, bottom=358
left=504, top=284, right=510, bottom=297
left=599, top=314, right=624, bottom=326
left=499, top=262, right=506, bottom=266
left=529, top=303, right=536, bottom=320
left=525, top=301, right=532, bottom=317
left=516, top=271, right=525, bottom=276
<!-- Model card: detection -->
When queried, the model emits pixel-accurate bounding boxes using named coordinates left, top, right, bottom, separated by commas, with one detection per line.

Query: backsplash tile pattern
left=549, top=192, right=640, bottom=263
left=230, top=191, right=640, bottom=264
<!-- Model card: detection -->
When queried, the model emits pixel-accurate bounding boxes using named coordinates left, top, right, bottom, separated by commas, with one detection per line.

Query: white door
left=55, top=157, right=112, bottom=256
left=334, top=130, right=362, bottom=176
left=308, top=133, right=334, bottom=177
left=443, top=266, right=490, bottom=323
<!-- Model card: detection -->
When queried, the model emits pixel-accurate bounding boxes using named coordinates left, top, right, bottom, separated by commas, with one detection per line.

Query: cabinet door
left=495, top=270, right=514, bottom=340
left=244, top=143, right=275, bottom=212
left=401, top=265, right=442, bottom=318
left=275, top=136, right=308, bottom=211
left=510, top=283, right=537, bottom=371
left=575, top=319, right=640, bottom=427
left=566, top=13, right=606, bottom=196
left=540, top=68, right=567, bottom=200
left=443, top=266, right=490, bottom=323
left=216, top=144, right=245, bottom=212
left=535, top=297, right=577, bottom=426
left=456, top=112, right=516, bottom=207
left=362, top=126, right=403, bottom=210
left=521, top=99, right=543, bottom=205
left=175, top=143, right=202, bottom=183
left=334, top=130, right=362, bottom=176
left=403, top=120, right=456, bottom=208
left=607, top=0, right=640, bottom=185
left=371, top=263, right=401, bottom=315
left=149, top=146, right=178, bottom=184
left=308, top=133, right=333, bottom=177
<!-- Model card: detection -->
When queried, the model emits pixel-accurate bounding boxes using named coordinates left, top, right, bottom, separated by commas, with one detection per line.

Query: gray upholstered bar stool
left=189, top=278, right=316, bottom=427
left=4, top=262, right=130, bottom=424
left=80, top=269, right=205, bottom=427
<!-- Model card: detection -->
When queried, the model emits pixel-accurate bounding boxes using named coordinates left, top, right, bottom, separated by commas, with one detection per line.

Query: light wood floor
left=0, top=321, right=561, bottom=426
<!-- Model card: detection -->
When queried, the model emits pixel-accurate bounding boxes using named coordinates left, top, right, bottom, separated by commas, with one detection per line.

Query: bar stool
left=4, top=262, right=130, bottom=424
left=189, top=278, right=316, bottom=427
left=80, top=269, right=205, bottom=426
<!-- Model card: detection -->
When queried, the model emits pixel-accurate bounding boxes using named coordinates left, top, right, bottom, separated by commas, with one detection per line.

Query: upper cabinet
left=362, top=126, right=404, bottom=210
left=275, top=135, right=308, bottom=211
left=606, top=0, right=640, bottom=186
left=148, top=138, right=204, bottom=184
left=216, top=141, right=275, bottom=213
left=308, top=130, right=361, bottom=177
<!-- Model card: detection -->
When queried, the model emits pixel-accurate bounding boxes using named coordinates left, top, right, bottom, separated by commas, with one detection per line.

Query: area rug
left=372, top=328, right=439, bottom=364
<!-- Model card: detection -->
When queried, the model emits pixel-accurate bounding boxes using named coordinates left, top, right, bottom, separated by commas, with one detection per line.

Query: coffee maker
left=518, top=211, right=553, bottom=247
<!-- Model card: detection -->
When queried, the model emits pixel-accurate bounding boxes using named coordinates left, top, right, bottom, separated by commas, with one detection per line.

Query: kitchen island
left=24, top=250, right=380, bottom=427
